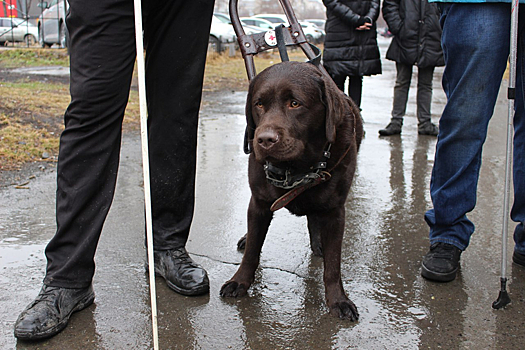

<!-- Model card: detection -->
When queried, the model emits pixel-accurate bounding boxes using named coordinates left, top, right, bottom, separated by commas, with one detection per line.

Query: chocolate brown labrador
left=220, top=61, right=363, bottom=321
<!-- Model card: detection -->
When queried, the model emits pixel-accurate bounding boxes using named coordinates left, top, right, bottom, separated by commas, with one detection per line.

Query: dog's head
left=245, top=61, right=350, bottom=166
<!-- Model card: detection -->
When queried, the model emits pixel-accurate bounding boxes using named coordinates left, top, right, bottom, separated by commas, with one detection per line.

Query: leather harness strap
left=270, top=171, right=331, bottom=211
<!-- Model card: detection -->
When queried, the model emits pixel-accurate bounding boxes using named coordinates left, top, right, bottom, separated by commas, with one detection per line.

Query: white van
left=37, top=0, right=68, bottom=48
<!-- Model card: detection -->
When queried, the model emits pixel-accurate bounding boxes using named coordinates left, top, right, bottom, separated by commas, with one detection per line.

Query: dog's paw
left=220, top=280, right=248, bottom=298
left=329, top=299, right=359, bottom=321
left=237, top=234, right=247, bottom=250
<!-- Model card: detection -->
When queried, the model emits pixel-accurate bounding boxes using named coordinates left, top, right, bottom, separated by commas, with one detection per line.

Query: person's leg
left=416, top=65, right=439, bottom=135
left=422, top=3, right=511, bottom=281
left=347, top=75, right=363, bottom=108
left=329, top=73, right=347, bottom=94
left=144, top=0, right=213, bottom=248
left=143, top=0, right=214, bottom=295
left=392, top=62, right=412, bottom=122
left=15, top=0, right=136, bottom=340
left=45, top=0, right=136, bottom=289
left=511, top=11, right=525, bottom=265
left=379, top=62, right=411, bottom=135
left=415, top=66, right=434, bottom=125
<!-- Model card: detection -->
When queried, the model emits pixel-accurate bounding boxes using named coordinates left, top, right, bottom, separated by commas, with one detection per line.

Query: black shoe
left=418, top=122, right=439, bottom=136
left=379, top=122, right=402, bottom=136
left=421, top=242, right=462, bottom=282
left=513, top=250, right=525, bottom=267
left=14, top=284, right=94, bottom=340
left=151, top=248, right=209, bottom=296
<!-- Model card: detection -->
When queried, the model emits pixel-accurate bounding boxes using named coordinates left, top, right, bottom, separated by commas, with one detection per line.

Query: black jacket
left=382, top=0, right=444, bottom=67
left=322, top=0, right=382, bottom=77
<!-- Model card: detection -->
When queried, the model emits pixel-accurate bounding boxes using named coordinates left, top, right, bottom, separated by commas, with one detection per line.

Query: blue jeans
left=425, top=3, right=525, bottom=255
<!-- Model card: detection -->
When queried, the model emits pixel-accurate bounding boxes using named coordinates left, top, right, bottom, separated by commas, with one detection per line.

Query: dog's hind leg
left=308, top=208, right=359, bottom=321
left=236, top=233, right=247, bottom=250
left=307, top=216, right=323, bottom=256
left=220, top=196, right=273, bottom=298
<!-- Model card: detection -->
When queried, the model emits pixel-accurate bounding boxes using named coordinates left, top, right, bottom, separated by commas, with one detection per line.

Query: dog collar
left=265, top=144, right=333, bottom=211
left=267, top=143, right=353, bottom=211
left=264, top=144, right=331, bottom=190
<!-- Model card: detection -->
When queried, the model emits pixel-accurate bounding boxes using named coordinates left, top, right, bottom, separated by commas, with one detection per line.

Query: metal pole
left=132, top=0, right=160, bottom=347
left=493, top=0, right=519, bottom=310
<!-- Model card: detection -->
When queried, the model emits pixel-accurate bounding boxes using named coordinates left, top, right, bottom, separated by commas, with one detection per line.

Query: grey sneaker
left=378, top=121, right=402, bottom=136
left=418, top=122, right=439, bottom=136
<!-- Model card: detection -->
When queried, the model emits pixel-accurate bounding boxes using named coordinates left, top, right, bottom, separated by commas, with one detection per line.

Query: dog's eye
left=255, top=101, right=263, bottom=108
left=290, top=100, right=300, bottom=108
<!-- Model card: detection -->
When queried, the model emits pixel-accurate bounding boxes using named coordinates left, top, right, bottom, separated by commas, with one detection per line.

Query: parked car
left=250, top=15, right=324, bottom=43
left=209, top=13, right=264, bottom=53
left=300, top=21, right=325, bottom=44
left=209, top=13, right=236, bottom=53
left=215, top=12, right=263, bottom=34
left=0, top=17, right=38, bottom=45
left=304, top=19, right=326, bottom=30
left=213, top=12, right=231, bottom=23
left=252, top=14, right=288, bottom=26
left=37, top=0, right=68, bottom=48
left=240, top=17, right=274, bottom=31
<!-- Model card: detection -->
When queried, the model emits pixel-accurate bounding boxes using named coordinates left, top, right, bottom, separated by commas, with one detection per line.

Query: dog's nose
left=257, top=130, right=279, bottom=149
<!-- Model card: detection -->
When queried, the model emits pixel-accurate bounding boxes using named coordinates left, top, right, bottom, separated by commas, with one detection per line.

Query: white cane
left=132, top=0, right=160, bottom=347
left=493, top=0, right=519, bottom=309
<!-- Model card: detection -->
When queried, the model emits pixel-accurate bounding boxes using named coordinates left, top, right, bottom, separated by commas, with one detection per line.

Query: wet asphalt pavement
left=2, top=37, right=525, bottom=349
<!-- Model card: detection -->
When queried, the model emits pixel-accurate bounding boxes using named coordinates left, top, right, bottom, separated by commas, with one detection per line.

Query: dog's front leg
left=308, top=208, right=359, bottom=321
left=220, top=196, right=273, bottom=298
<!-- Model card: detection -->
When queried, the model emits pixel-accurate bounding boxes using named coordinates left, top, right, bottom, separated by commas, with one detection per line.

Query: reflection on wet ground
left=2, top=37, right=525, bottom=349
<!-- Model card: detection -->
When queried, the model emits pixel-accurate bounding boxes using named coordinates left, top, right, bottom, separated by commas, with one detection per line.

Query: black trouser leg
left=327, top=73, right=363, bottom=108
left=347, top=76, right=363, bottom=108
left=143, top=0, right=214, bottom=250
left=44, top=0, right=214, bottom=288
left=45, top=0, right=136, bottom=288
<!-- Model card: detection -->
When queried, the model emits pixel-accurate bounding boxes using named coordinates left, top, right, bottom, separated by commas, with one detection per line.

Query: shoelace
left=35, top=286, right=61, bottom=303
left=168, top=249, right=194, bottom=266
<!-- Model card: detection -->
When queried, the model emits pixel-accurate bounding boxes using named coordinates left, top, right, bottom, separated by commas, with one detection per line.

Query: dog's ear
left=244, top=82, right=257, bottom=154
left=320, top=73, right=346, bottom=144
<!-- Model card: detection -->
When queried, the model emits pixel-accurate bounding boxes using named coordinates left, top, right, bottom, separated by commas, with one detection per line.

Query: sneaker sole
left=14, top=291, right=95, bottom=341
left=421, top=264, right=458, bottom=282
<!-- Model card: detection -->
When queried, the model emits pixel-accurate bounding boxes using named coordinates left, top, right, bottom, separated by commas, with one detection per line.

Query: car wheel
left=306, top=34, right=314, bottom=43
left=59, top=23, right=67, bottom=49
left=208, top=35, right=221, bottom=53
left=24, top=34, right=36, bottom=46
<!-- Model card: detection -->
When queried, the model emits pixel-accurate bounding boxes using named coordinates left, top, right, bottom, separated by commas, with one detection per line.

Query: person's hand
left=356, top=22, right=372, bottom=30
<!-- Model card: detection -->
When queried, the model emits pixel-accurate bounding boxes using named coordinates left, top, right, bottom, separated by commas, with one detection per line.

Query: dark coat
left=322, top=0, right=382, bottom=77
left=382, top=0, right=444, bottom=68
